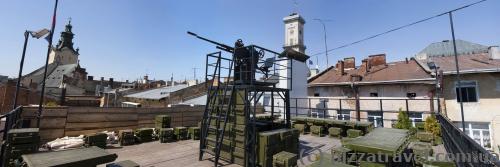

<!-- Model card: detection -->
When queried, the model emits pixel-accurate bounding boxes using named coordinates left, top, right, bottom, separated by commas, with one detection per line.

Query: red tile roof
left=308, top=59, right=434, bottom=86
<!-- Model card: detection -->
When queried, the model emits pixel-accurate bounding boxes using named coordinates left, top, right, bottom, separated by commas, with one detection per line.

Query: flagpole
left=37, top=0, right=59, bottom=128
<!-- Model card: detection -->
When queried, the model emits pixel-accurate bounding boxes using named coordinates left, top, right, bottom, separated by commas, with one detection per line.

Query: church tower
left=48, top=20, right=79, bottom=65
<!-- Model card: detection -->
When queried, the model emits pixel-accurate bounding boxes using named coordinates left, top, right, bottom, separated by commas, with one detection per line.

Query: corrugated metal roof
left=178, top=94, right=207, bottom=106
left=124, top=84, right=188, bottom=100
left=418, top=39, right=488, bottom=57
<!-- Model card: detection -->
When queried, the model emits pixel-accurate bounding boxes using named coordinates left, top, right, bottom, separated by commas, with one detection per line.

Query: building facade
left=307, top=54, right=436, bottom=128
left=416, top=40, right=500, bottom=152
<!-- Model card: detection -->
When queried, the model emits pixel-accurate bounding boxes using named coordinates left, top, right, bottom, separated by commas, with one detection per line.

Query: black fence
left=437, top=113, right=500, bottom=167
left=0, top=106, right=24, bottom=166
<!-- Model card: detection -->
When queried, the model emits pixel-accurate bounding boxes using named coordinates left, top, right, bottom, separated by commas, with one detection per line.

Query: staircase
left=199, top=52, right=236, bottom=167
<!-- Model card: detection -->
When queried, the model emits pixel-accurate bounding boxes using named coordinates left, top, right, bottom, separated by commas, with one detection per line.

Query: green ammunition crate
left=174, top=127, right=188, bottom=140
left=354, top=121, right=374, bottom=134
left=310, top=125, right=324, bottom=137
left=106, top=160, right=140, bottom=167
left=346, top=129, right=362, bottom=138
left=159, top=128, right=175, bottom=143
left=84, top=133, right=108, bottom=148
left=135, top=128, right=154, bottom=143
left=155, top=115, right=171, bottom=129
left=3, top=143, right=39, bottom=167
left=416, top=132, right=434, bottom=143
left=188, top=127, right=200, bottom=140
left=258, top=129, right=300, bottom=167
left=273, top=151, right=297, bottom=167
left=293, top=123, right=308, bottom=134
left=6, top=128, right=40, bottom=145
left=328, top=127, right=342, bottom=138
left=118, top=129, right=135, bottom=146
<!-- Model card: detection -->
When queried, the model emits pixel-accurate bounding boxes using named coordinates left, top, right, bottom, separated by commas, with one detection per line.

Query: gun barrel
left=187, top=31, right=234, bottom=52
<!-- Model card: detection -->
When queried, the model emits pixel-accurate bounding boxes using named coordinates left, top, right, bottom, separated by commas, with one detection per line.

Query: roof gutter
left=441, top=68, right=500, bottom=75
left=309, top=78, right=436, bottom=87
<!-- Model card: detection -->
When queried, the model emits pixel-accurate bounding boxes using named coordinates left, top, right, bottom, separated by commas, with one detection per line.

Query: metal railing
left=0, top=106, right=24, bottom=166
left=437, top=113, right=500, bottom=167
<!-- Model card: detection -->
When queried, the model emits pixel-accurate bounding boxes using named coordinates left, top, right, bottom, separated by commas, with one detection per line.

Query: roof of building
left=45, top=64, right=78, bottom=88
left=417, top=53, right=500, bottom=75
left=308, top=59, right=433, bottom=86
left=124, top=84, right=188, bottom=100
left=418, top=39, right=488, bottom=58
left=180, top=94, right=207, bottom=106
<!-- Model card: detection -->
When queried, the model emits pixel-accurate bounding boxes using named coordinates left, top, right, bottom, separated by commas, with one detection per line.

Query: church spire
left=56, top=18, right=75, bottom=52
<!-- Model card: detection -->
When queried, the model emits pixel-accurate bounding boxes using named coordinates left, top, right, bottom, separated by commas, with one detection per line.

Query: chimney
left=109, top=78, right=114, bottom=88
left=101, top=77, right=104, bottom=82
left=87, top=76, right=93, bottom=81
left=489, top=46, right=500, bottom=60
left=344, top=57, right=355, bottom=69
left=368, top=54, right=386, bottom=67
left=405, top=57, right=409, bottom=64
left=126, top=80, right=129, bottom=83
left=336, top=61, right=345, bottom=75
left=361, top=59, right=369, bottom=73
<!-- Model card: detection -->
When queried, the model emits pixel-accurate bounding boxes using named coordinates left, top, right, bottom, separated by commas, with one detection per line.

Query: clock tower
left=284, top=13, right=306, bottom=53
left=278, top=13, right=308, bottom=99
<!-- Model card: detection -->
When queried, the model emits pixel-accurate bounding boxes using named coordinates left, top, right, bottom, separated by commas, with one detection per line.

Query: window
left=263, top=95, right=270, bottom=106
left=408, top=112, right=423, bottom=127
left=369, top=93, right=378, bottom=97
left=406, top=93, right=416, bottom=98
left=337, top=110, right=350, bottom=120
left=455, top=122, right=491, bottom=149
left=455, top=81, right=478, bottom=102
left=314, top=93, right=320, bottom=97
left=289, top=38, right=294, bottom=45
left=367, top=112, right=383, bottom=128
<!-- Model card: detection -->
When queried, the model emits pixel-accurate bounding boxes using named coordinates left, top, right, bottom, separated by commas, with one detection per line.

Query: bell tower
left=48, top=19, right=79, bottom=65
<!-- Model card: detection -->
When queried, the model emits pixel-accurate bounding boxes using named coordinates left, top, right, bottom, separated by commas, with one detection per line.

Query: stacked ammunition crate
left=135, top=128, right=154, bottom=143
left=188, top=127, right=200, bottom=140
left=205, top=90, right=245, bottom=166
left=158, top=128, right=174, bottom=143
left=3, top=128, right=40, bottom=167
left=155, top=115, right=171, bottom=129
left=272, top=151, right=298, bottom=167
left=174, top=127, right=188, bottom=140
left=118, top=129, right=135, bottom=146
left=258, top=128, right=299, bottom=167
left=84, top=132, right=107, bottom=148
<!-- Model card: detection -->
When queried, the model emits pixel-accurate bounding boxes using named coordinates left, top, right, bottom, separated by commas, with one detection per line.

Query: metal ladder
left=199, top=52, right=235, bottom=167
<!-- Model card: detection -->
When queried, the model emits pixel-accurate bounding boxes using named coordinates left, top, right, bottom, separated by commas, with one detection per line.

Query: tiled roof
left=308, top=59, right=433, bottom=86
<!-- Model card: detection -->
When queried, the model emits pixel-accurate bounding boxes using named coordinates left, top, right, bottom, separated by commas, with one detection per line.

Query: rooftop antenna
left=293, top=0, right=299, bottom=14
left=192, top=67, right=199, bottom=81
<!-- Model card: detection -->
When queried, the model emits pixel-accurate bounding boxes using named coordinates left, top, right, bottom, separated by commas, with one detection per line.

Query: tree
left=395, top=108, right=411, bottom=129
left=424, top=114, right=441, bottom=137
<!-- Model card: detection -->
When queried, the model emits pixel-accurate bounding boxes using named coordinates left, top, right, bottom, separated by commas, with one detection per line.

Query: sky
left=0, top=0, right=499, bottom=82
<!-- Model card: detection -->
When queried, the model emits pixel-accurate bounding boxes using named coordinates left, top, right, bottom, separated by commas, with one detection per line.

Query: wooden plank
left=67, top=113, right=138, bottom=123
left=65, top=121, right=138, bottom=130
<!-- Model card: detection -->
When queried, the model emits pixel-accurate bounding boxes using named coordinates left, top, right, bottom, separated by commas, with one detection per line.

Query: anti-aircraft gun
left=187, top=31, right=266, bottom=85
